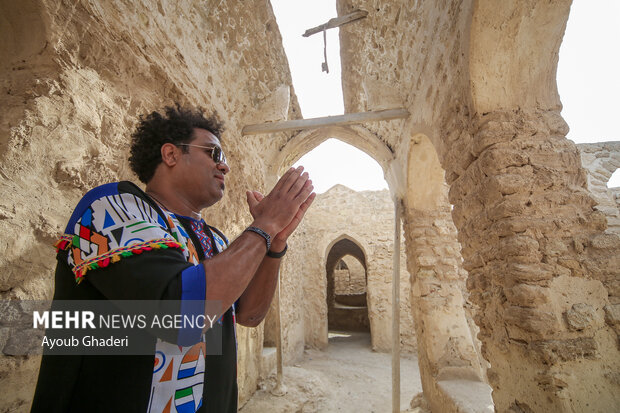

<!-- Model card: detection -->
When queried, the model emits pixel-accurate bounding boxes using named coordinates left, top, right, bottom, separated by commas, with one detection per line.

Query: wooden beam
left=392, top=199, right=402, bottom=413
left=242, top=108, right=409, bottom=135
left=274, top=274, right=284, bottom=394
left=302, top=10, right=368, bottom=37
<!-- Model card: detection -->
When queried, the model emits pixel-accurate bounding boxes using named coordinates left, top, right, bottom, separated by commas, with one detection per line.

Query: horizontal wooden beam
left=242, top=108, right=409, bottom=136
left=302, top=10, right=368, bottom=37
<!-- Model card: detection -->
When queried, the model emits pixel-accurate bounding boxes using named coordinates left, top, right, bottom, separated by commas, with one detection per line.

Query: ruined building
left=0, top=1, right=619, bottom=412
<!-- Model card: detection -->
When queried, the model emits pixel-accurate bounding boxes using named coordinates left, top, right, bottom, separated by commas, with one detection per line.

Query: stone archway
left=274, top=126, right=413, bottom=354
left=272, top=124, right=393, bottom=179
left=325, top=239, right=370, bottom=333
left=274, top=120, right=478, bottom=406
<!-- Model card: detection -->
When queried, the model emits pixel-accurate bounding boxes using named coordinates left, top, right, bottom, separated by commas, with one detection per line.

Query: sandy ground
left=239, top=331, right=427, bottom=413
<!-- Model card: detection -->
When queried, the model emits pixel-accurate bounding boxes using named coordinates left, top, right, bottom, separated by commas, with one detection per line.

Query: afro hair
left=129, top=104, right=222, bottom=183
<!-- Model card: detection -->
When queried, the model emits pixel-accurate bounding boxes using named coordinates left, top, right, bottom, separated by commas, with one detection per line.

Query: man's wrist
left=270, top=238, right=287, bottom=253
left=267, top=243, right=287, bottom=258
left=250, top=219, right=278, bottom=239
left=245, top=226, right=271, bottom=251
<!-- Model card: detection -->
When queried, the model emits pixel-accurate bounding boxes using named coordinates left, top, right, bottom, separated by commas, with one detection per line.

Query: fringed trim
left=54, top=235, right=74, bottom=252
left=72, top=238, right=185, bottom=284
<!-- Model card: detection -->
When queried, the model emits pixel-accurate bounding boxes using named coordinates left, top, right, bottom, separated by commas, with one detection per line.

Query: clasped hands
left=246, top=166, right=316, bottom=250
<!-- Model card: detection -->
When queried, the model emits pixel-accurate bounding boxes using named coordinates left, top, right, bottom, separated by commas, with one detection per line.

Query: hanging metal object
left=302, top=9, right=368, bottom=74
left=321, top=29, right=329, bottom=73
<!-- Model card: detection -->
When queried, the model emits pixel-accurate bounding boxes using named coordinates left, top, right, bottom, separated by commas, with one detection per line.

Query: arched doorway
left=273, top=126, right=395, bottom=353
left=326, top=243, right=369, bottom=332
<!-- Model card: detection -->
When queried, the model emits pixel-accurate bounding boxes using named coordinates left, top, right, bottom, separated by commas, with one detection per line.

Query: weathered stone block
left=541, top=238, right=569, bottom=257
left=506, top=263, right=554, bottom=284
left=603, top=304, right=620, bottom=327
left=492, top=173, right=533, bottom=195
left=487, top=196, right=528, bottom=221
left=418, top=255, right=438, bottom=267
left=504, top=306, right=560, bottom=337
left=556, top=259, right=586, bottom=277
left=472, top=121, right=516, bottom=157
left=572, top=234, right=589, bottom=253
left=528, top=150, right=579, bottom=171
left=478, top=147, right=529, bottom=176
left=417, top=269, right=438, bottom=279
left=564, top=303, right=597, bottom=331
left=498, top=235, right=540, bottom=258
left=505, top=284, right=548, bottom=308
left=489, top=216, right=537, bottom=237
left=591, top=234, right=620, bottom=250
left=530, top=337, right=598, bottom=363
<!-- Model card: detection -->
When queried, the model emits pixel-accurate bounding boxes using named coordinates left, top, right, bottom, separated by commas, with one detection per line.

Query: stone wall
left=461, top=1, right=620, bottom=409
left=334, top=255, right=366, bottom=295
left=446, top=109, right=620, bottom=412
left=0, top=1, right=299, bottom=411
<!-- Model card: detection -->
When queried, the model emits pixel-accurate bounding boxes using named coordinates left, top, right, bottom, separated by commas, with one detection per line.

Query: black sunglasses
left=178, top=143, right=227, bottom=165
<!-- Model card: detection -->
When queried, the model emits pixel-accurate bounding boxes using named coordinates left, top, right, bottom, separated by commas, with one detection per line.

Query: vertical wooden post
left=392, top=199, right=401, bottom=413
left=274, top=273, right=284, bottom=390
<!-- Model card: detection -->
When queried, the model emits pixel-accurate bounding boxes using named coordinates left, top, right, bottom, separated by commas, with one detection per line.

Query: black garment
left=31, top=181, right=237, bottom=413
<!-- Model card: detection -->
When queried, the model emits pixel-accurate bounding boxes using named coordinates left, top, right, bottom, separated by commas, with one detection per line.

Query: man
left=31, top=105, right=315, bottom=412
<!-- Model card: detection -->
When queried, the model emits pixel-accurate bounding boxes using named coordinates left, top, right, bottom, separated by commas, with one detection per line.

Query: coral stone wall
left=0, top=1, right=299, bottom=411
left=447, top=109, right=620, bottom=412
left=461, top=0, right=620, bottom=409
left=336, top=1, right=487, bottom=410
left=405, top=135, right=487, bottom=410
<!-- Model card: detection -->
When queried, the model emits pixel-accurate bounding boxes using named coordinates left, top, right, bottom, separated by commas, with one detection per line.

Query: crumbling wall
left=457, top=0, right=620, bottom=409
left=447, top=109, right=620, bottom=413
left=0, top=1, right=299, bottom=411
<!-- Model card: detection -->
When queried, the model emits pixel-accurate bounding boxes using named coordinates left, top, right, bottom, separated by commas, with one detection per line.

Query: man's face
left=176, top=128, right=230, bottom=209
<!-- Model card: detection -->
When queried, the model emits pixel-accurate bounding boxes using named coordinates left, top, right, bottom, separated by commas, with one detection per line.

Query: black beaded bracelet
left=245, top=226, right=271, bottom=251
left=267, top=243, right=287, bottom=259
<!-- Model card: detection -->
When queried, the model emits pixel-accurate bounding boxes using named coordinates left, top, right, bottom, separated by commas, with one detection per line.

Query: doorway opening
left=325, top=238, right=370, bottom=336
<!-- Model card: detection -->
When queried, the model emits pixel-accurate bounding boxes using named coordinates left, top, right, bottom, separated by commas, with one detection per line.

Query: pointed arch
left=274, top=125, right=394, bottom=177
left=324, top=233, right=368, bottom=272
